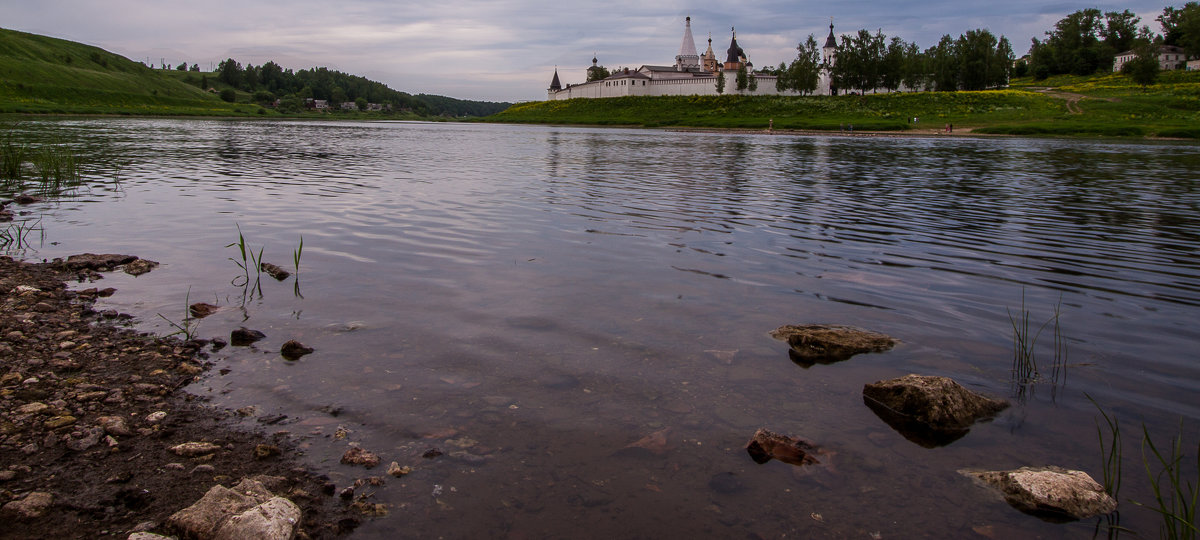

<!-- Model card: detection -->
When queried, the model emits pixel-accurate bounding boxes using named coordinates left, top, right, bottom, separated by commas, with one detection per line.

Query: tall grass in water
left=1008, top=291, right=1068, bottom=401
left=226, top=223, right=264, bottom=303
left=0, top=218, right=43, bottom=253
left=156, top=287, right=199, bottom=341
left=1140, top=423, right=1199, bottom=539
left=1, top=138, right=26, bottom=181
left=31, top=143, right=82, bottom=190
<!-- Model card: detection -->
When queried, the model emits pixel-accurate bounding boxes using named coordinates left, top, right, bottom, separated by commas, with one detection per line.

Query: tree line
left=1026, top=3, right=1199, bottom=80
left=211, top=59, right=510, bottom=116
left=764, top=27, right=1013, bottom=95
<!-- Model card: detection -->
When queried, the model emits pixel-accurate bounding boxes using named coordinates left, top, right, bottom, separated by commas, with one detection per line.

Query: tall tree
left=1029, top=9, right=1109, bottom=76
left=789, top=34, right=822, bottom=95
left=880, top=37, right=907, bottom=92
left=1159, top=2, right=1200, bottom=58
left=927, top=35, right=959, bottom=91
left=1102, top=10, right=1143, bottom=54
left=715, top=71, right=726, bottom=94
left=775, top=61, right=791, bottom=92
left=216, top=58, right=242, bottom=86
left=901, top=42, right=928, bottom=91
left=736, top=65, right=749, bottom=92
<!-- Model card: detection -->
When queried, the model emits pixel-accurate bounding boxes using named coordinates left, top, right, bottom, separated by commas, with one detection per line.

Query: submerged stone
left=745, top=428, right=821, bottom=466
left=863, top=374, right=1008, bottom=448
left=964, top=466, right=1117, bottom=521
left=230, top=328, right=266, bottom=346
left=280, top=340, right=313, bottom=360
left=770, top=324, right=896, bottom=366
left=259, top=262, right=290, bottom=281
left=124, top=259, right=159, bottom=276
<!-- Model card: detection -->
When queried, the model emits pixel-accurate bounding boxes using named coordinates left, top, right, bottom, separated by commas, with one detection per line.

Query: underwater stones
left=280, top=340, right=313, bottom=360
left=745, top=428, right=821, bottom=466
left=230, top=328, right=266, bottom=346
left=340, top=447, right=380, bottom=468
left=124, top=259, right=159, bottom=276
left=964, top=466, right=1117, bottom=521
left=189, top=303, right=220, bottom=318
left=770, top=324, right=896, bottom=366
left=259, top=262, right=290, bottom=281
left=61, top=253, right=138, bottom=272
left=862, top=374, right=1008, bottom=448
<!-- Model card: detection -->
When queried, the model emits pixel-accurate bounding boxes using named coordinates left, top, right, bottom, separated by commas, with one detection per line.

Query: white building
left=1113, top=44, right=1190, bottom=72
left=547, top=18, right=839, bottom=100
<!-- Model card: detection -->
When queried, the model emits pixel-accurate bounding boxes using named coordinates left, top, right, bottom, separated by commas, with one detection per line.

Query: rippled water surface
left=5, top=118, right=1200, bottom=538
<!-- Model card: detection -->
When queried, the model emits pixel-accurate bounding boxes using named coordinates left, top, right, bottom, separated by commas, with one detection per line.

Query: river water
left=4, top=118, right=1199, bottom=538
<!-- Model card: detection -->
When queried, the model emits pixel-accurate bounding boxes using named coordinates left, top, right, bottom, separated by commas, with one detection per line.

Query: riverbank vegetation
left=0, top=28, right=508, bottom=118
left=490, top=69, right=1200, bottom=138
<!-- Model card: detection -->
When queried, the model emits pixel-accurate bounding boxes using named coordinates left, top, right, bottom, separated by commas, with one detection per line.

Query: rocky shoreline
left=0, top=255, right=355, bottom=539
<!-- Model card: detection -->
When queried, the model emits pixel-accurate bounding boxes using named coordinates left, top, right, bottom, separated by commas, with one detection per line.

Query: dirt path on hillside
left=1027, top=86, right=1119, bottom=114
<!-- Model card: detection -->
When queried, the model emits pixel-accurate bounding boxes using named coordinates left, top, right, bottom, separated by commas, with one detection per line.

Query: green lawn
left=490, top=71, right=1200, bottom=139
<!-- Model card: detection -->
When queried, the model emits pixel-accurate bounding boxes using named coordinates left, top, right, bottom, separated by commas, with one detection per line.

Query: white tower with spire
left=675, top=16, right=700, bottom=72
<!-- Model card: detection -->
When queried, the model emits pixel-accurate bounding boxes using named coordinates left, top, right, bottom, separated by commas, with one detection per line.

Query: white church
left=547, top=17, right=839, bottom=100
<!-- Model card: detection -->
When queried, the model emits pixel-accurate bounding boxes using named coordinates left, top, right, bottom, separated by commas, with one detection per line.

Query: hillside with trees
left=1026, top=3, right=1200, bottom=79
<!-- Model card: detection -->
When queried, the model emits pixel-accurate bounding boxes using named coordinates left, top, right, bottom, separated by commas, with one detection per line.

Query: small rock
left=44, top=415, right=77, bottom=429
left=254, top=444, right=282, bottom=460
left=770, top=324, right=897, bottom=365
left=259, top=262, right=291, bottom=281
left=965, top=466, right=1117, bottom=521
left=0, top=470, right=16, bottom=481
left=230, top=328, right=266, bottom=346
left=16, top=402, right=50, bottom=415
left=280, top=340, right=313, bottom=360
left=124, top=259, right=159, bottom=276
left=863, top=374, right=1009, bottom=448
left=145, top=411, right=167, bottom=423
left=191, top=464, right=216, bottom=474
left=387, top=462, right=412, bottom=477
left=422, top=448, right=443, bottom=459
left=164, top=463, right=186, bottom=471
left=2, top=491, right=53, bottom=519
left=97, top=415, right=133, bottom=436
left=171, top=441, right=222, bottom=457
left=128, top=532, right=173, bottom=540
left=745, top=428, right=821, bottom=466
left=341, top=447, right=380, bottom=468
left=66, top=427, right=104, bottom=451
left=189, top=303, right=220, bottom=318
left=13, top=194, right=43, bottom=205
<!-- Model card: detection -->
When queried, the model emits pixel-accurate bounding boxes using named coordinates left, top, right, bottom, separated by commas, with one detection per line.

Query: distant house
left=340, top=102, right=357, bottom=111
left=1188, top=59, right=1200, bottom=71
left=304, top=98, right=329, bottom=110
left=1113, top=44, right=1189, bottom=72
left=367, top=103, right=383, bottom=111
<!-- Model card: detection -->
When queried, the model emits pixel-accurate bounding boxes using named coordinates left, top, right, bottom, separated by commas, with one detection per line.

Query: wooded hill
left=0, top=28, right=508, bottom=117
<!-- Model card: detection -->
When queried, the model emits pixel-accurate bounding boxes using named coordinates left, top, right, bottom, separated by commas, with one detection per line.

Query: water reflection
left=7, top=119, right=1200, bottom=538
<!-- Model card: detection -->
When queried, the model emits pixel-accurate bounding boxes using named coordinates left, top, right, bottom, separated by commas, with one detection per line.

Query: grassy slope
left=0, top=28, right=253, bottom=116
left=490, top=71, right=1200, bottom=138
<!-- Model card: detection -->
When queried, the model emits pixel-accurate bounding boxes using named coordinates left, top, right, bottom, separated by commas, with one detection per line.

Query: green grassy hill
left=0, top=28, right=247, bottom=115
left=490, top=71, right=1200, bottom=139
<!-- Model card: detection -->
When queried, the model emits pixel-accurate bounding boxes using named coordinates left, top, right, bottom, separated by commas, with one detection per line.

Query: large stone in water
left=964, top=466, right=1117, bottom=521
left=862, top=374, right=1008, bottom=447
left=61, top=253, right=138, bottom=271
left=770, top=324, right=896, bottom=366
left=212, top=496, right=301, bottom=540
left=230, top=328, right=266, bottom=346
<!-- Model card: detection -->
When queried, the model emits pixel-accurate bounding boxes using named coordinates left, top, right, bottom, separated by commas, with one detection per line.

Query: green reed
left=157, top=287, right=199, bottom=341
left=1139, top=422, right=1199, bottom=540
left=1008, top=291, right=1068, bottom=401
left=0, top=218, right=43, bottom=253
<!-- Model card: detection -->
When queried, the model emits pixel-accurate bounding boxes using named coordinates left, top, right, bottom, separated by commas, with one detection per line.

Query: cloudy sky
left=3, top=0, right=1177, bottom=102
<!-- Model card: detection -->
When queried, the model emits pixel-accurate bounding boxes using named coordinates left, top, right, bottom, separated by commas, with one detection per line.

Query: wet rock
left=61, top=254, right=139, bottom=272
left=129, top=533, right=174, bottom=540
left=745, top=428, right=821, bottom=466
left=259, top=263, right=290, bottom=281
left=340, top=447, right=380, bottom=468
left=387, top=462, right=412, bottom=477
left=145, top=411, right=167, bottom=423
left=16, top=402, right=50, bottom=415
left=280, top=340, right=313, bottom=360
left=171, top=441, right=223, bottom=457
left=210, top=337, right=227, bottom=351
left=862, top=374, right=1008, bottom=448
left=770, top=324, right=897, bottom=366
left=964, top=466, right=1117, bottom=521
left=13, top=194, right=43, bottom=205
left=2, top=491, right=53, bottom=519
left=189, top=303, right=220, bottom=318
left=124, top=259, right=159, bottom=276
left=230, top=328, right=266, bottom=346
left=422, top=448, right=443, bottom=459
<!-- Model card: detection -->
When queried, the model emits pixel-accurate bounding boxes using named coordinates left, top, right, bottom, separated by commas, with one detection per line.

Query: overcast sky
left=3, top=0, right=1177, bottom=102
